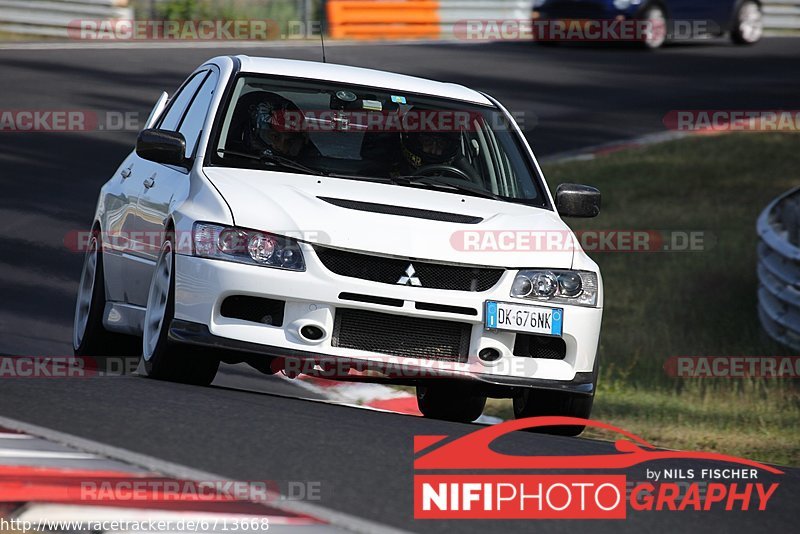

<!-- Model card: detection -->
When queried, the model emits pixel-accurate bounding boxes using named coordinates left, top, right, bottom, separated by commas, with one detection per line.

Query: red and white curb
left=0, top=426, right=338, bottom=532
left=286, top=374, right=503, bottom=424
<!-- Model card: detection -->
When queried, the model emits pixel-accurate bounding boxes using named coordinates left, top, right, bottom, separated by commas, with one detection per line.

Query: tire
left=513, top=356, right=599, bottom=436
left=731, top=1, right=763, bottom=45
left=639, top=4, right=668, bottom=49
left=73, top=229, right=139, bottom=365
left=417, top=384, right=486, bottom=423
left=513, top=389, right=594, bottom=436
left=141, top=232, right=219, bottom=385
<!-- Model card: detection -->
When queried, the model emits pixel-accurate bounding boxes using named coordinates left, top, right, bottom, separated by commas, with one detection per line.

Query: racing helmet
left=235, top=91, right=307, bottom=157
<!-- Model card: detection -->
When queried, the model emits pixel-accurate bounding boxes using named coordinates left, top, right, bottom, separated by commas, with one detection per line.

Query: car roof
left=228, top=55, right=493, bottom=106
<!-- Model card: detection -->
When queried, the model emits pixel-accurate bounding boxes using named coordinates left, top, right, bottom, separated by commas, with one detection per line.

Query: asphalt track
left=1, top=37, right=799, bottom=532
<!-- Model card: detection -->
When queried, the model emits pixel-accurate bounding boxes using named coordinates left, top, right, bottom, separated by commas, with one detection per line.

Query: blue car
left=532, top=0, right=764, bottom=48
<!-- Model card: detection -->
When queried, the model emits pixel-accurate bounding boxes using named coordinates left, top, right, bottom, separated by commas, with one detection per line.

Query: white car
left=73, top=55, right=603, bottom=430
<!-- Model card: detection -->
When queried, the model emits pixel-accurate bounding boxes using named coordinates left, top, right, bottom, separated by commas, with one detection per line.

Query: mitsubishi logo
left=397, top=263, right=422, bottom=286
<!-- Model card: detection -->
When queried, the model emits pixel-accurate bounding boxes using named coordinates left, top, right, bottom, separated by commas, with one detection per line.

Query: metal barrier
left=326, top=0, right=529, bottom=39
left=764, top=0, right=800, bottom=32
left=0, top=0, right=796, bottom=40
left=0, top=0, right=132, bottom=38
left=327, top=0, right=800, bottom=40
left=757, top=186, right=800, bottom=351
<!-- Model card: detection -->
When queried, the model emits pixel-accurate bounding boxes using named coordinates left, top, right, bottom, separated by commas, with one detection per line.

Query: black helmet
left=232, top=91, right=307, bottom=157
left=400, top=130, right=460, bottom=167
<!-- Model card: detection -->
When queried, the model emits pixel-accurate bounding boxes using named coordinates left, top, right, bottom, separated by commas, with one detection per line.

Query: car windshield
left=209, top=74, right=547, bottom=206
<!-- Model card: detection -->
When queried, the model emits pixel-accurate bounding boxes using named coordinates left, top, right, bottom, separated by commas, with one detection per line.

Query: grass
left=0, top=31, right=61, bottom=42
left=134, top=0, right=305, bottom=26
left=484, top=132, right=800, bottom=465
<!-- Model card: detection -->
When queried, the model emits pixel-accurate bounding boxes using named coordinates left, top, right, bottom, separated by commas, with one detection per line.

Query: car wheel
left=141, top=232, right=219, bottom=385
left=73, top=230, right=139, bottom=361
left=640, top=4, right=668, bottom=49
left=515, top=353, right=598, bottom=436
left=731, top=1, right=763, bottom=45
left=416, top=384, right=486, bottom=423
left=513, top=388, right=594, bottom=436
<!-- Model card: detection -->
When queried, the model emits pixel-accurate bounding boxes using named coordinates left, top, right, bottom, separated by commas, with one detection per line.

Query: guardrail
left=0, top=0, right=132, bottom=38
left=327, top=0, right=800, bottom=40
left=326, top=0, right=529, bottom=39
left=757, top=186, right=800, bottom=351
left=764, top=0, right=800, bottom=32
left=0, top=0, right=796, bottom=40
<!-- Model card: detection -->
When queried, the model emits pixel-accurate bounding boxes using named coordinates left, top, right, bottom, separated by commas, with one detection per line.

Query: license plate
left=484, top=301, right=563, bottom=337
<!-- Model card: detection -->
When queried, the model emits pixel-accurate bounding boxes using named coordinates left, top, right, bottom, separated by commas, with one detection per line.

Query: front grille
left=314, top=246, right=504, bottom=292
left=332, top=308, right=471, bottom=362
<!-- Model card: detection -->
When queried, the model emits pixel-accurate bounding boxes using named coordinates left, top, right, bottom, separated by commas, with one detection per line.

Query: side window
left=177, top=70, right=219, bottom=158
left=157, top=71, right=208, bottom=131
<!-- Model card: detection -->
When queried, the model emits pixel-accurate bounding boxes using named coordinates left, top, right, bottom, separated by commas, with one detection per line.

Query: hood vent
left=318, top=196, right=483, bottom=224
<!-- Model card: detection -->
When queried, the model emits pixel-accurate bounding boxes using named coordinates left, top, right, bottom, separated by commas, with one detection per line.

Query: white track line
left=0, top=449, right=98, bottom=459
left=0, top=432, right=34, bottom=439
left=0, top=415, right=411, bottom=534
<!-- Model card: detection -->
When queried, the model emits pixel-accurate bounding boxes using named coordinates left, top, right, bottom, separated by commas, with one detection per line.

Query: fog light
left=300, top=325, right=325, bottom=341
left=248, top=233, right=276, bottom=263
left=479, top=347, right=502, bottom=362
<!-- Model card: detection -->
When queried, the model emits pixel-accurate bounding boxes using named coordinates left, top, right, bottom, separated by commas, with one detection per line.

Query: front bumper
left=173, top=244, right=602, bottom=390
left=169, top=319, right=596, bottom=395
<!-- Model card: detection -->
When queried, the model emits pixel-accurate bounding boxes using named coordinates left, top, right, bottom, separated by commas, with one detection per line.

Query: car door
left=99, top=150, right=141, bottom=304
left=123, top=69, right=214, bottom=306
left=664, top=0, right=699, bottom=20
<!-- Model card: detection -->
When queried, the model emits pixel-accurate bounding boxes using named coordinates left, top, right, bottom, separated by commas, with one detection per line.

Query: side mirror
left=136, top=129, right=187, bottom=167
left=556, top=183, right=601, bottom=218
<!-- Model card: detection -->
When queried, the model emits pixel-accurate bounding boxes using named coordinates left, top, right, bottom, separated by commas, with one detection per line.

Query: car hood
left=203, top=168, right=574, bottom=269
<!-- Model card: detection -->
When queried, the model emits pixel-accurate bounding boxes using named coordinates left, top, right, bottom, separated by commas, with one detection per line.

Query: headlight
left=510, top=270, right=598, bottom=307
left=193, top=222, right=305, bottom=271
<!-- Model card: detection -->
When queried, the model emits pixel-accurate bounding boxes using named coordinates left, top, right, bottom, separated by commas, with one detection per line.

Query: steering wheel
left=414, top=164, right=472, bottom=182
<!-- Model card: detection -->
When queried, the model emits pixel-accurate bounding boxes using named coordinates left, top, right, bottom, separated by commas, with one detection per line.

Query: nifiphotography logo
left=413, top=417, right=782, bottom=519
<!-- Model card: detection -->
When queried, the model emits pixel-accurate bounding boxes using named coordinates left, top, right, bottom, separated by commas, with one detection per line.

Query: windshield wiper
left=394, top=175, right=504, bottom=201
left=216, top=149, right=325, bottom=176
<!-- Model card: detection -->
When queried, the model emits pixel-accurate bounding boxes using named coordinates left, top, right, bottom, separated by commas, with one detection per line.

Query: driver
left=396, top=129, right=476, bottom=181
left=228, top=91, right=320, bottom=160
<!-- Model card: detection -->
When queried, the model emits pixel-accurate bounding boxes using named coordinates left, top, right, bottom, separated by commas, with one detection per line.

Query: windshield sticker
left=362, top=99, right=383, bottom=111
